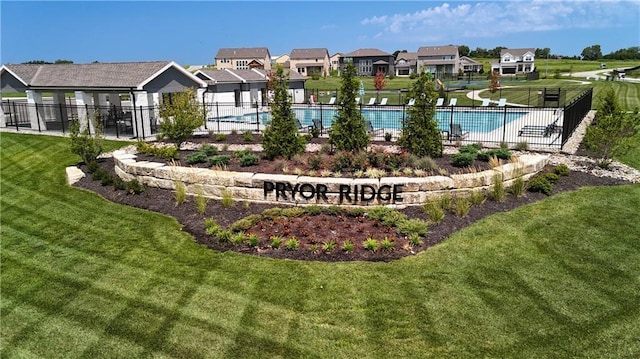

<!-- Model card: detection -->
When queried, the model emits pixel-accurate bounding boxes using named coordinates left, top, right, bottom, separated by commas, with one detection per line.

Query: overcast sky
left=1, top=0, right=639, bottom=65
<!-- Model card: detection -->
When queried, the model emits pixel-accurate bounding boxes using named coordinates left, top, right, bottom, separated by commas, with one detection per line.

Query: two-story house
left=341, top=48, right=394, bottom=76
left=459, top=56, right=483, bottom=73
left=289, top=48, right=330, bottom=77
left=330, top=53, right=342, bottom=73
left=214, top=47, right=271, bottom=71
left=496, top=48, right=535, bottom=75
left=416, top=45, right=460, bottom=78
left=394, top=52, right=417, bottom=76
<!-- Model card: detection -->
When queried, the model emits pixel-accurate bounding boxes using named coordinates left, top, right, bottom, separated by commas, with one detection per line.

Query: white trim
left=224, top=69, right=247, bottom=83
left=137, top=61, right=207, bottom=90
left=193, top=70, right=216, bottom=83
left=0, top=65, right=29, bottom=86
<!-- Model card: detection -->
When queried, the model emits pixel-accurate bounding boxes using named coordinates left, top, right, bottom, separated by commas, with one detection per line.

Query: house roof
left=501, top=48, right=535, bottom=57
left=460, top=56, right=481, bottom=65
left=395, top=52, right=417, bottom=61
left=1, top=61, right=207, bottom=90
left=215, top=47, right=271, bottom=59
left=343, top=48, right=391, bottom=57
left=372, top=60, right=389, bottom=65
left=290, top=48, right=329, bottom=59
left=195, top=68, right=305, bottom=85
left=417, top=45, right=458, bottom=57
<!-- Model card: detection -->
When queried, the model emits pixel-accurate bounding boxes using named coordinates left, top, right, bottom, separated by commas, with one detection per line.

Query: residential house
left=416, top=45, right=460, bottom=78
left=330, top=53, right=342, bottom=73
left=394, top=52, right=417, bottom=76
left=271, top=54, right=289, bottom=66
left=459, top=56, right=483, bottom=73
left=289, top=48, right=330, bottom=77
left=341, top=48, right=394, bottom=76
left=214, top=47, right=271, bottom=71
left=496, top=48, right=535, bottom=75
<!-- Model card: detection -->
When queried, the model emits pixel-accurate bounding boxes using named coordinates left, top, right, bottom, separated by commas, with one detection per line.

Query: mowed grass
left=2, top=133, right=640, bottom=358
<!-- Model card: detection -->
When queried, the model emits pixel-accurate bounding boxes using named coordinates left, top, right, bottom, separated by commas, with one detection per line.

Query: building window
left=236, top=60, right=248, bottom=69
left=359, top=59, right=372, bottom=75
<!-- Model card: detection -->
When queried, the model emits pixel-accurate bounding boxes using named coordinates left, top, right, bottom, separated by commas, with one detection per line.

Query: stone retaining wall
left=112, top=150, right=548, bottom=207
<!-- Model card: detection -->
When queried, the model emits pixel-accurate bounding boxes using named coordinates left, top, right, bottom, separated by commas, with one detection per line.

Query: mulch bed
left=74, top=136, right=632, bottom=262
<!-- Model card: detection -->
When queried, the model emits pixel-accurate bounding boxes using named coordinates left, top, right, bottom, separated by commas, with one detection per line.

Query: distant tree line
left=22, top=59, right=74, bottom=64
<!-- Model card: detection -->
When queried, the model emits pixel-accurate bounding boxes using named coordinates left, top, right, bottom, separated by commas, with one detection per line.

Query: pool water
left=211, top=108, right=527, bottom=133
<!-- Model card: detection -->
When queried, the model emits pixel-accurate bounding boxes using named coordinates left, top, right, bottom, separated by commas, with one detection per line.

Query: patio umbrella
left=359, top=81, right=365, bottom=97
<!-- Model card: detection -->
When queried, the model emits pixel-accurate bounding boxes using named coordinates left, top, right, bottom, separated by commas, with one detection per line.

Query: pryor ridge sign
left=263, top=181, right=404, bottom=204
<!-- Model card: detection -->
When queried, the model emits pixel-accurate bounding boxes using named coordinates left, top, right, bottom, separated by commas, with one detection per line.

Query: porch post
left=26, top=90, right=47, bottom=130
left=52, top=92, right=69, bottom=126
left=75, top=91, right=95, bottom=133
left=132, top=91, right=152, bottom=139
left=0, top=92, right=5, bottom=128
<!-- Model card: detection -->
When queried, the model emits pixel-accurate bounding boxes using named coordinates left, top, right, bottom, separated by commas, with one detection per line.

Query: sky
left=1, top=0, right=639, bottom=65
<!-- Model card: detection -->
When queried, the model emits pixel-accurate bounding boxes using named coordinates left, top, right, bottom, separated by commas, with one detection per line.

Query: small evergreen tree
left=262, top=65, right=306, bottom=160
left=158, top=88, right=204, bottom=149
left=329, top=62, right=369, bottom=152
left=584, top=89, right=639, bottom=167
left=397, top=71, right=443, bottom=158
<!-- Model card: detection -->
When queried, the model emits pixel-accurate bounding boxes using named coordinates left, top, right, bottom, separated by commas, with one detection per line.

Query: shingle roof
left=343, top=48, right=391, bottom=57
left=215, top=47, right=271, bottom=59
left=290, top=48, right=329, bottom=59
left=196, top=68, right=306, bottom=84
left=395, top=52, right=417, bottom=61
left=3, top=61, right=179, bottom=88
left=417, top=46, right=458, bottom=56
left=501, top=48, right=535, bottom=57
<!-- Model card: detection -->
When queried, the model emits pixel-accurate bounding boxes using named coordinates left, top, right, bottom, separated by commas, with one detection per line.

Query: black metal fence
left=2, top=88, right=592, bottom=150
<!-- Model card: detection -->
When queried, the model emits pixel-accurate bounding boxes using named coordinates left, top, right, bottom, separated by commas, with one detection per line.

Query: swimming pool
left=209, top=108, right=528, bottom=133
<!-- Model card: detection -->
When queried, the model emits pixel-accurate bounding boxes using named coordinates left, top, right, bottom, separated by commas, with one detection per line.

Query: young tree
left=584, top=89, right=639, bottom=168
left=261, top=65, right=306, bottom=160
left=489, top=70, right=500, bottom=93
left=329, top=62, right=369, bottom=152
left=158, top=88, right=205, bottom=150
left=373, top=69, right=386, bottom=101
left=397, top=71, right=443, bottom=158
left=69, top=113, right=104, bottom=165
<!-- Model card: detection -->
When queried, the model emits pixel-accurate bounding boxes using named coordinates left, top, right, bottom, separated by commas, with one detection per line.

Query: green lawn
left=1, top=133, right=640, bottom=358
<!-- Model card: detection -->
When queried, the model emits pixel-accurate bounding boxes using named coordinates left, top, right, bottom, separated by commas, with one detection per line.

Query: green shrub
left=469, top=190, right=486, bottom=205
left=113, top=177, right=126, bottom=191
left=423, top=201, right=445, bottom=224
left=408, top=233, right=423, bottom=246
left=527, top=174, right=554, bottom=195
left=208, top=154, right=231, bottom=167
left=86, top=161, right=100, bottom=173
left=174, top=181, right=187, bottom=205
left=285, top=237, right=300, bottom=250
left=195, top=186, right=209, bottom=214
left=322, top=240, right=336, bottom=253
left=230, top=232, right=246, bottom=246
left=239, top=153, right=259, bottom=167
left=221, top=189, right=234, bottom=207
left=554, top=164, right=570, bottom=176
left=363, top=238, right=379, bottom=251
left=204, top=218, right=221, bottom=236
left=384, top=132, right=393, bottom=141
left=515, top=141, right=529, bottom=151
left=99, top=173, right=114, bottom=186
left=186, top=151, right=208, bottom=165
left=125, top=179, right=145, bottom=194
left=458, top=143, right=482, bottom=155
left=201, top=144, right=219, bottom=156
left=510, top=177, right=526, bottom=197
left=342, top=240, right=355, bottom=252
left=246, top=234, right=259, bottom=247
left=545, top=172, right=560, bottom=184
left=270, top=235, right=282, bottom=249
left=380, top=237, right=395, bottom=251
left=454, top=197, right=471, bottom=217
left=396, top=219, right=429, bottom=237
left=242, top=131, right=254, bottom=142
left=451, top=152, right=476, bottom=167
left=69, top=118, right=104, bottom=165
left=217, top=230, right=232, bottom=243
left=477, top=148, right=512, bottom=161
left=215, top=133, right=227, bottom=142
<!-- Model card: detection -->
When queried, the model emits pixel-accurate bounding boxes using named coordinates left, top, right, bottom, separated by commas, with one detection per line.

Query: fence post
left=13, top=102, right=18, bottom=131
left=255, top=101, right=260, bottom=132
left=319, top=102, right=323, bottom=135
left=501, top=106, right=507, bottom=144
left=139, top=106, right=145, bottom=139
left=35, top=103, right=42, bottom=132
left=216, top=102, right=220, bottom=133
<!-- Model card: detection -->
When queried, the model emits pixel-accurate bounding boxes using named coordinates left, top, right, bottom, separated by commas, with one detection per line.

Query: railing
left=3, top=89, right=593, bottom=150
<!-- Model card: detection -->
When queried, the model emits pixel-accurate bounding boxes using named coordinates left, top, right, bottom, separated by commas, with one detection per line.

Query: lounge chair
left=311, top=118, right=326, bottom=134
left=407, top=98, right=415, bottom=106
left=497, top=98, right=507, bottom=107
left=355, top=97, right=361, bottom=105
left=328, top=97, right=336, bottom=105
left=480, top=98, right=490, bottom=107
left=518, top=123, right=561, bottom=137
left=296, top=118, right=313, bottom=133
left=366, top=120, right=383, bottom=136
left=435, top=98, right=444, bottom=106
left=449, top=124, right=469, bottom=140
left=448, top=98, right=458, bottom=106
left=367, top=98, right=376, bottom=106
left=379, top=98, right=388, bottom=106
